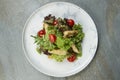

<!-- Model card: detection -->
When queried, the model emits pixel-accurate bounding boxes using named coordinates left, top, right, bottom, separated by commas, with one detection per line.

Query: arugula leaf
left=31, top=35, right=56, bottom=51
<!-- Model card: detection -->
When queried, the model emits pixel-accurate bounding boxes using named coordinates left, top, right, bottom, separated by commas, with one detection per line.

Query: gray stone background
left=0, top=0, right=120, bottom=80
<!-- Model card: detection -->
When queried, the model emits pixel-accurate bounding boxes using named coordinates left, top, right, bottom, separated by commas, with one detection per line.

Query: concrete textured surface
left=0, top=0, right=120, bottom=80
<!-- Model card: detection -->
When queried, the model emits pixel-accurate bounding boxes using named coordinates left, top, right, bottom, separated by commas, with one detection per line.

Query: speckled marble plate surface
left=22, top=2, right=98, bottom=77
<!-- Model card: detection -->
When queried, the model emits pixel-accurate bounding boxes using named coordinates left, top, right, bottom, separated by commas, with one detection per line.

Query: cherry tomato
left=67, top=19, right=75, bottom=27
left=49, top=34, right=56, bottom=43
left=37, top=29, right=46, bottom=37
left=53, top=20, right=58, bottom=25
left=67, top=54, right=76, bottom=62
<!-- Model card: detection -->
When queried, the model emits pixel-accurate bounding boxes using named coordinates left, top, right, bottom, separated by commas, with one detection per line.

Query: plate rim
left=22, top=1, right=98, bottom=77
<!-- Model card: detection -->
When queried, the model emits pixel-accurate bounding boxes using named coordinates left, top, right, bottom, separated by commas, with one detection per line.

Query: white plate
left=22, top=2, right=98, bottom=77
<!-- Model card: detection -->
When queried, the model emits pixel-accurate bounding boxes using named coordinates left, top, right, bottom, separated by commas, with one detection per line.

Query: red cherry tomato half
left=49, top=34, right=56, bottom=43
left=37, top=29, right=46, bottom=37
left=67, top=54, right=76, bottom=62
left=53, top=20, right=58, bottom=25
left=67, top=19, right=75, bottom=27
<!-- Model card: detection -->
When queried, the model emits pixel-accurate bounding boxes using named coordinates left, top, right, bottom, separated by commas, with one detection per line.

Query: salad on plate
left=31, top=14, right=84, bottom=62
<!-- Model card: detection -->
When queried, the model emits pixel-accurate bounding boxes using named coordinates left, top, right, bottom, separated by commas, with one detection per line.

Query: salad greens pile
left=32, top=14, right=84, bottom=62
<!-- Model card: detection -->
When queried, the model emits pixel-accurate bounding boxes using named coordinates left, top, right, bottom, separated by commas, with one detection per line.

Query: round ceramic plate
left=22, top=2, right=98, bottom=77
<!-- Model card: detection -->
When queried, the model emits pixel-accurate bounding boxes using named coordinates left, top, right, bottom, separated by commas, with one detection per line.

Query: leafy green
left=68, top=24, right=84, bottom=55
left=47, top=25, right=56, bottom=34
left=44, top=14, right=55, bottom=24
left=31, top=16, right=85, bottom=62
left=50, top=54, right=67, bottom=62
left=76, top=43, right=82, bottom=57
left=48, top=26, right=63, bottom=37
left=55, top=37, right=73, bottom=51
left=72, top=24, right=84, bottom=43
left=31, top=34, right=56, bottom=51
left=36, top=47, right=41, bottom=54
left=31, top=35, right=43, bottom=45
